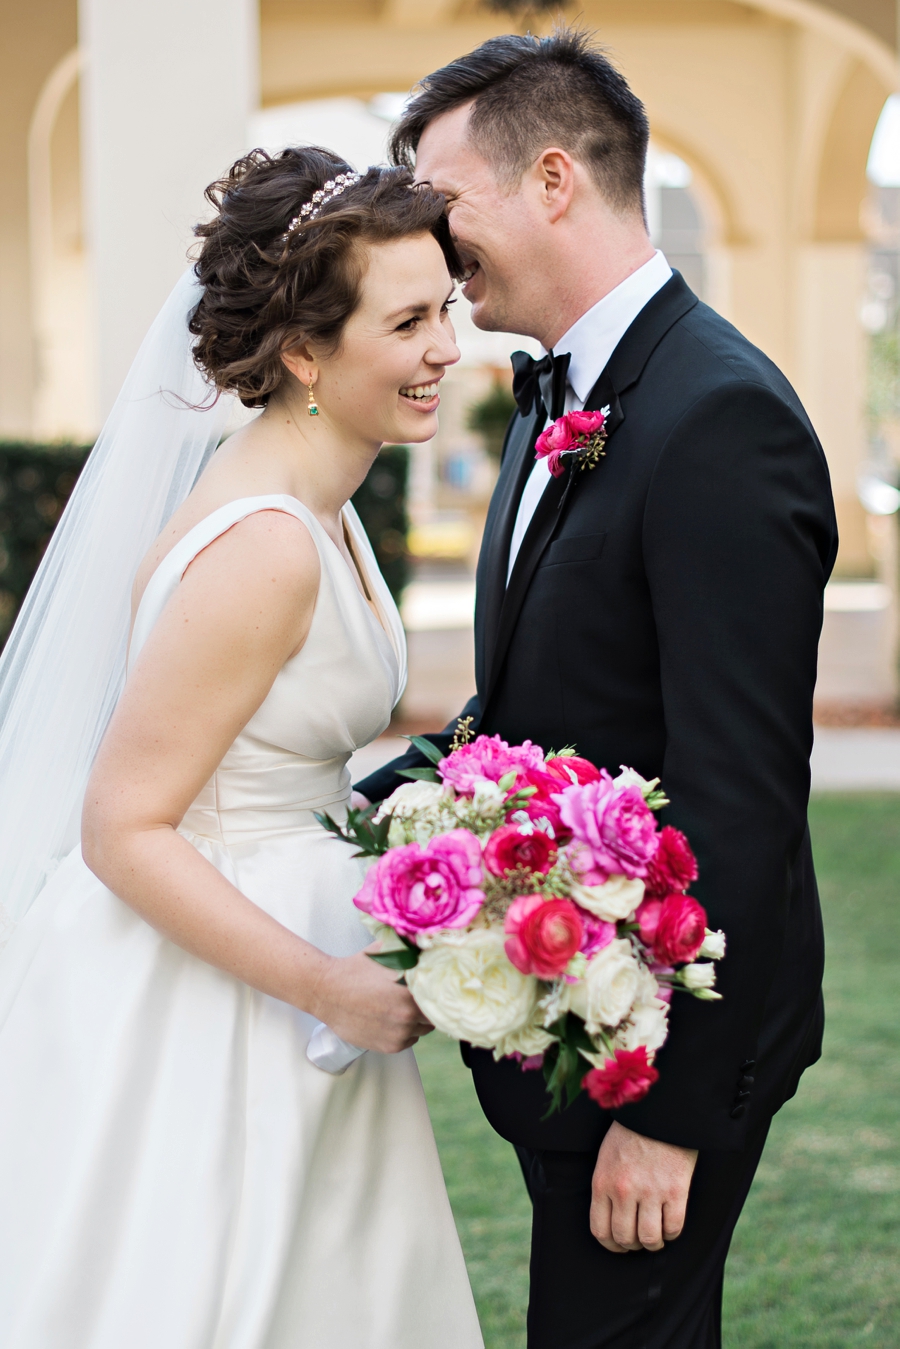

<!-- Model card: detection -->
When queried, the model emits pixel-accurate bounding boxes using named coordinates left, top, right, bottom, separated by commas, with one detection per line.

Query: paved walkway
left=810, top=727, right=900, bottom=791
left=349, top=729, right=900, bottom=793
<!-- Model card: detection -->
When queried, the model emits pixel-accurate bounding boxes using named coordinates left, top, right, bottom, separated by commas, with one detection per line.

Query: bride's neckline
left=131, top=493, right=391, bottom=649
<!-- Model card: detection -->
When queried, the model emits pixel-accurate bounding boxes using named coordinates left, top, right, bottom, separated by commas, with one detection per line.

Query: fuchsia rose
left=484, top=825, right=557, bottom=878
left=504, top=895, right=584, bottom=979
left=582, top=1047, right=659, bottom=1110
left=534, top=417, right=577, bottom=476
left=577, top=911, right=617, bottom=959
left=354, top=829, right=484, bottom=938
left=439, top=734, right=545, bottom=797
left=535, top=411, right=607, bottom=477
left=509, top=765, right=571, bottom=839
left=644, top=826, right=699, bottom=899
left=554, top=771, right=659, bottom=883
left=544, top=754, right=602, bottom=787
left=637, top=893, right=707, bottom=965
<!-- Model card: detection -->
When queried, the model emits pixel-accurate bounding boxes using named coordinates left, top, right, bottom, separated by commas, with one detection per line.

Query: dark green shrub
left=351, top=444, right=410, bottom=602
left=0, top=442, right=91, bottom=644
left=466, top=380, right=517, bottom=460
left=0, top=438, right=409, bottom=648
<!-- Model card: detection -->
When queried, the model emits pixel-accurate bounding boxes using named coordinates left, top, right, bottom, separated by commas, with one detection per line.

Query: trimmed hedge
left=0, top=440, right=410, bottom=647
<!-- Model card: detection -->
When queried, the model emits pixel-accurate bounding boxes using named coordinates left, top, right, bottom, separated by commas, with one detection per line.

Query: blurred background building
left=1, top=0, right=898, bottom=726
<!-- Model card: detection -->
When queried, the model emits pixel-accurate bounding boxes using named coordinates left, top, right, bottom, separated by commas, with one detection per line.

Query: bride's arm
left=82, top=509, right=430, bottom=1054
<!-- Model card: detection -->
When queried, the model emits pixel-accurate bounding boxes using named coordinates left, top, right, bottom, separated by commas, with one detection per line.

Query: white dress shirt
left=506, top=250, right=672, bottom=581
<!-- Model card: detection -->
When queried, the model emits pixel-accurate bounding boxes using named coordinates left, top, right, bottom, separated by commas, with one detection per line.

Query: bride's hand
left=310, top=946, right=434, bottom=1054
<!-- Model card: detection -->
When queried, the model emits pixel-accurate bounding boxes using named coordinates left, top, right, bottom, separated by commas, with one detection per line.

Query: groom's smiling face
left=415, top=102, right=551, bottom=341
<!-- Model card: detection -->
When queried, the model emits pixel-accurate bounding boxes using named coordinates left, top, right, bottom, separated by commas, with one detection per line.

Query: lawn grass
left=414, top=794, right=900, bottom=1348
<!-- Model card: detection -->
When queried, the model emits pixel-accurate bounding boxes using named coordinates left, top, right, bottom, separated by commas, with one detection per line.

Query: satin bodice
left=128, top=495, right=406, bottom=845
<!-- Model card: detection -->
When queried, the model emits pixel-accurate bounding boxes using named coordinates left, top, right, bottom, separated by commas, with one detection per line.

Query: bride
left=0, top=148, right=484, bottom=1348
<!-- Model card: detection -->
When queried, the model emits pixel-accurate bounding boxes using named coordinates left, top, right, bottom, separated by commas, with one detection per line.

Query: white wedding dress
left=0, top=495, right=483, bottom=1349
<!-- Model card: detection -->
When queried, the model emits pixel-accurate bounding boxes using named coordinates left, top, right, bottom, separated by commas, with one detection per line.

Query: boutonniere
left=535, top=408, right=610, bottom=477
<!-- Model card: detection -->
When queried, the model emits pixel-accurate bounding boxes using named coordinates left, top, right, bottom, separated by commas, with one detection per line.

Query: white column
left=79, top=0, right=258, bottom=421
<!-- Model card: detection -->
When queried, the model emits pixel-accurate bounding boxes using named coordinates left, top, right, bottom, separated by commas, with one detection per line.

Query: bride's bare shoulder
left=132, top=498, right=318, bottom=626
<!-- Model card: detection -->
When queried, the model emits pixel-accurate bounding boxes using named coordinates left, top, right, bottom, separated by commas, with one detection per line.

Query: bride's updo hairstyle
left=190, top=147, right=462, bottom=408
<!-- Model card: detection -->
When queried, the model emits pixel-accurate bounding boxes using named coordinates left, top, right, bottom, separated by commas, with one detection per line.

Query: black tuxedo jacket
left=357, top=273, right=838, bottom=1155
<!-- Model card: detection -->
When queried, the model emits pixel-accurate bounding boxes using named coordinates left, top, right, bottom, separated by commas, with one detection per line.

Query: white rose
left=616, top=998, right=670, bottom=1053
left=613, top=766, right=661, bottom=798
left=537, top=978, right=574, bottom=1027
left=493, top=1015, right=555, bottom=1061
left=582, top=939, right=642, bottom=1032
left=407, top=930, right=539, bottom=1048
left=680, top=961, right=718, bottom=991
left=470, top=779, right=506, bottom=819
left=570, top=874, right=645, bottom=922
left=699, top=929, right=726, bottom=961
left=376, top=779, right=446, bottom=821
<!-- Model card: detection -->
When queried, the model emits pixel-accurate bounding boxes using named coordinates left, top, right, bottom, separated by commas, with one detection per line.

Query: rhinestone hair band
left=281, top=171, right=362, bottom=240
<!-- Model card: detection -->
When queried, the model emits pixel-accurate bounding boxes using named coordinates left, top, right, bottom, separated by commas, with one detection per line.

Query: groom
left=356, top=29, right=836, bottom=1349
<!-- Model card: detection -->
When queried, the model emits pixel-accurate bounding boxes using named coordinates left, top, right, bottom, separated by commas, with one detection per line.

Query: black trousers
left=515, top=1121, right=770, bottom=1349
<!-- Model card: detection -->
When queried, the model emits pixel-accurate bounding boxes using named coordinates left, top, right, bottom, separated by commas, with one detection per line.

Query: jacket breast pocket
left=543, top=532, right=607, bottom=566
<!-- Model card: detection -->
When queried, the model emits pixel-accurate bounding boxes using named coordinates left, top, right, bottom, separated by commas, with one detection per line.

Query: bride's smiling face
left=305, top=232, right=460, bottom=447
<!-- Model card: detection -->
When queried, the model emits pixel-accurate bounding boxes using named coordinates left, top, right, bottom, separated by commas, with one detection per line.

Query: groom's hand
left=590, top=1121, right=698, bottom=1253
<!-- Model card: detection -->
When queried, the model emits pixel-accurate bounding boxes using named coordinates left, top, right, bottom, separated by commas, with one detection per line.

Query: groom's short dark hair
left=390, top=29, right=649, bottom=218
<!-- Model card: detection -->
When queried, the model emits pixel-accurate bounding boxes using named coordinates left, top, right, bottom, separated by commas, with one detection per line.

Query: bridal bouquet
left=318, top=730, right=726, bottom=1113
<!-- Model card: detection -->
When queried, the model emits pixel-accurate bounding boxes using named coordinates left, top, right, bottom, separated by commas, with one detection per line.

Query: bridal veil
left=0, top=270, right=236, bottom=938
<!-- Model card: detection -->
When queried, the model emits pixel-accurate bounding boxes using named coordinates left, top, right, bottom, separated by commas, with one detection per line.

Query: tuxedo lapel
left=480, top=273, right=699, bottom=710
left=475, top=408, right=546, bottom=691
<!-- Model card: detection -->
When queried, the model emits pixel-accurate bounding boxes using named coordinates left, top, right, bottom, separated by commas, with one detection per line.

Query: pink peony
left=484, top=824, right=557, bottom=877
left=534, top=417, right=577, bottom=476
left=577, top=910, right=617, bottom=958
left=554, top=771, right=659, bottom=883
left=647, top=893, right=708, bottom=965
left=544, top=754, right=602, bottom=787
left=354, top=829, right=485, bottom=938
left=504, top=895, right=584, bottom=979
left=439, top=734, right=545, bottom=797
left=582, top=1047, right=659, bottom=1110
left=644, top=826, right=698, bottom=899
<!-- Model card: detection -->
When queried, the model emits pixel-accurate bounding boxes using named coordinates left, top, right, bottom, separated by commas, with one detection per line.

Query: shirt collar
left=549, top=250, right=673, bottom=405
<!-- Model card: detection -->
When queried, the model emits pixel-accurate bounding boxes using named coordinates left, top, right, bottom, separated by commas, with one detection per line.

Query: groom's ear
left=532, top=148, right=576, bottom=223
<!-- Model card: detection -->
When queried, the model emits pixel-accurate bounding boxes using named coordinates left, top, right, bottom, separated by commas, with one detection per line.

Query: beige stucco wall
left=1, top=0, right=897, bottom=579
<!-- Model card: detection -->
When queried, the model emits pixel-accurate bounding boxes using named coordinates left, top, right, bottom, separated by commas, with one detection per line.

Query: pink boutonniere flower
left=535, top=407, right=610, bottom=478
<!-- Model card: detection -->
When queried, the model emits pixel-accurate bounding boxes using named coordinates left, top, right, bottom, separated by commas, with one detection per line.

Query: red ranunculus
left=644, top=826, right=698, bottom=899
left=651, top=893, right=708, bottom=965
left=483, top=825, right=557, bottom=878
left=534, top=417, right=577, bottom=476
left=635, top=898, right=662, bottom=947
left=582, top=1047, right=659, bottom=1109
left=504, top=895, right=584, bottom=979
left=544, top=754, right=602, bottom=787
left=566, top=408, right=606, bottom=437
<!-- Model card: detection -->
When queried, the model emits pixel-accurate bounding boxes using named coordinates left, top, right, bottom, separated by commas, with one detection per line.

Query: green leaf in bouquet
left=397, top=766, right=440, bottom=783
left=368, top=947, right=420, bottom=971
left=644, top=787, right=670, bottom=811
left=540, top=1013, right=596, bottom=1117
left=404, top=735, right=446, bottom=767
left=314, top=805, right=393, bottom=858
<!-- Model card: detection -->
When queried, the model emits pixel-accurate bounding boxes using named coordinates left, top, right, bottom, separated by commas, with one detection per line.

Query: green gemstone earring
left=307, top=379, right=319, bottom=417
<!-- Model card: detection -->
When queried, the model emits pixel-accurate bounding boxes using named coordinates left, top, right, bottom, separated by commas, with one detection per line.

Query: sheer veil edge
left=0, top=269, right=237, bottom=938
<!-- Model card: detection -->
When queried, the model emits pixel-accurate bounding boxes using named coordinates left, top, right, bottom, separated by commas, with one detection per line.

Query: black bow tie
left=510, top=349, right=571, bottom=423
